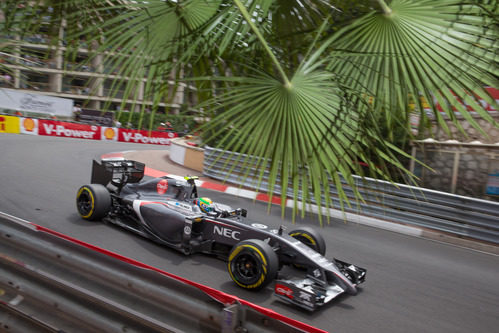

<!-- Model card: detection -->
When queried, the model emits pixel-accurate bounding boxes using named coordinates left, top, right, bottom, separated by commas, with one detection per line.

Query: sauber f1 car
left=76, top=159, right=366, bottom=311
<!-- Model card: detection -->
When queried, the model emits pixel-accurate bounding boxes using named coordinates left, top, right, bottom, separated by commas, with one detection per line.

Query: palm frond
left=196, top=61, right=404, bottom=222
left=326, top=0, right=499, bottom=139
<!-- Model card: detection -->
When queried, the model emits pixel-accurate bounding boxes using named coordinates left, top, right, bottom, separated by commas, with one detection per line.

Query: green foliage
left=326, top=0, right=499, bottom=139
left=5, top=0, right=498, bottom=222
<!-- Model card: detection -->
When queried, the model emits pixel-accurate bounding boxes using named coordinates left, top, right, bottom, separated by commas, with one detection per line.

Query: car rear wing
left=91, top=159, right=145, bottom=188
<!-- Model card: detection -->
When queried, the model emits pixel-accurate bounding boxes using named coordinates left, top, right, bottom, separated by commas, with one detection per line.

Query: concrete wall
left=169, top=137, right=204, bottom=172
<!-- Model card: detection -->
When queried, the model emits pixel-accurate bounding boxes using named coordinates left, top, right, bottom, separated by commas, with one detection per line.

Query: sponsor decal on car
left=167, top=201, right=193, bottom=212
left=275, top=284, right=294, bottom=299
left=251, top=223, right=268, bottom=229
left=157, top=179, right=169, bottom=194
left=297, top=290, right=316, bottom=308
left=213, top=226, right=241, bottom=240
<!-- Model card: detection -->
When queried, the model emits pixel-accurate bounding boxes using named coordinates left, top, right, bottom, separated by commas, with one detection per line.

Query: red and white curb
left=101, top=152, right=423, bottom=238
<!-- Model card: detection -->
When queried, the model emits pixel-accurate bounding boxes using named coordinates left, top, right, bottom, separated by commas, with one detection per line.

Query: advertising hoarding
left=0, top=115, right=20, bottom=133
left=0, top=88, right=73, bottom=117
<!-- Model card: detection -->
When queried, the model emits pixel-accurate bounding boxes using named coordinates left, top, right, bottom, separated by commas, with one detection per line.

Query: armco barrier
left=0, top=212, right=326, bottom=333
left=203, top=146, right=499, bottom=245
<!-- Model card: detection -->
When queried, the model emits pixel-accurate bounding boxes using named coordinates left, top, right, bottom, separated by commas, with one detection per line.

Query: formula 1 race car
left=76, top=158, right=366, bottom=311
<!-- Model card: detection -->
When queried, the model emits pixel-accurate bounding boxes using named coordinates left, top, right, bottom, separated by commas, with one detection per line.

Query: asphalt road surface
left=1, top=133, right=498, bottom=333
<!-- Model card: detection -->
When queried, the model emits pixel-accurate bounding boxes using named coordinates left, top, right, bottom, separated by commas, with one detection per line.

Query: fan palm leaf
left=196, top=15, right=408, bottom=222
left=326, top=0, right=499, bottom=139
left=5, top=1, right=497, bottom=222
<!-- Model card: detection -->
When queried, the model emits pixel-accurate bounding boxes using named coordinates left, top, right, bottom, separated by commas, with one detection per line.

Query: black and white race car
left=76, top=158, right=366, bottom=311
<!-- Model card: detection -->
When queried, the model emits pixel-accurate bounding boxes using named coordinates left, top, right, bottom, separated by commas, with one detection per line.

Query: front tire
left=76, top=184, right=111, bottom=221
left=228, top=239, right=278, bottom=290
left=289, top=226, right=326, bottom=255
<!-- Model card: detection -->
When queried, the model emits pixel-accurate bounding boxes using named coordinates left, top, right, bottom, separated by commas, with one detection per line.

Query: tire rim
left=233, top=253, right=261, bottom=284
left=77, top=190, right=92, bottom=216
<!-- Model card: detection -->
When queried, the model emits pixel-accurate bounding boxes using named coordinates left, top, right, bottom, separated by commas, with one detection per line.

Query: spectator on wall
left=73, top=104, right=82, bottom=121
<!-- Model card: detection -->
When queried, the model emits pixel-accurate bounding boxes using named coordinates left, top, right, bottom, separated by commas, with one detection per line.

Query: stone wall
left=413, top=112, right=499, bottom=201
left=425, top=112, right=499, bottom=143
left=413, top=146, right=498, bottom=200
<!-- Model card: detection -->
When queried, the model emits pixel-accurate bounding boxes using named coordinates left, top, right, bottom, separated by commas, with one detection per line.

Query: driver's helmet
left=197, top=197, right=213, bottom=213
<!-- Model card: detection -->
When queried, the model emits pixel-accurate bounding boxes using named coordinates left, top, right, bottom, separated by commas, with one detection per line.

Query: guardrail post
left=221, top=303, right=247, bottom=333
left=451, top=151, right=461, bottom=194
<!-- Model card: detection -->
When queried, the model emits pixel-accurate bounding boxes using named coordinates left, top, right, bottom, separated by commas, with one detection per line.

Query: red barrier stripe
left=31, top=223, right=327, bottom=333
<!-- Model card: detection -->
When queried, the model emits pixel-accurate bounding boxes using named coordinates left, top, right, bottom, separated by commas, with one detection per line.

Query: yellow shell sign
left=0, top=115, right=20, bottom=133
left=104, top=127, right=116, bottom=140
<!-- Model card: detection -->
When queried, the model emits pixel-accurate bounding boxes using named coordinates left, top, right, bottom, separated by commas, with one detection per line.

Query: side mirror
left=207, top=211, right=218, bottom=218
left=240, top=209, right=247, bottom=217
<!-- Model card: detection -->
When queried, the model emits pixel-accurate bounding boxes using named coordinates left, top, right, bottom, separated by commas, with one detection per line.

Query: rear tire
left=76, top=184, right=111, bottom=221
left=228, top=239, right=278, bottom=290
left=289, top=226, right=326, bottom=255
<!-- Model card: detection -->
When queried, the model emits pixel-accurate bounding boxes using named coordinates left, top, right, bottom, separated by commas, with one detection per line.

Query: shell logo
left=104, top=127, right=116, bottom=140
left=23, top=118, right=36, bottom=132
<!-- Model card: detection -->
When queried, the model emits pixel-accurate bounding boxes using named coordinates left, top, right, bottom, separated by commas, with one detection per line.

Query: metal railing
left=203, top=146, right=499, bottom=245
left=0, top=212, right=322, bottom=333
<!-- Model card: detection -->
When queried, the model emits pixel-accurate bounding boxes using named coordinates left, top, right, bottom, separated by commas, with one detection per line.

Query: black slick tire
left=289, top=226, right=326, bottom=255
left=76, top=184, right=111, bottom=221
left=228, top=239, right=278, bottom=290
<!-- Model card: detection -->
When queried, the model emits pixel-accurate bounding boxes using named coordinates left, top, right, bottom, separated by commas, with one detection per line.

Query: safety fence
left=203, top=147, right=499, bottom=245
left=0, top=212, right=326, bottom=333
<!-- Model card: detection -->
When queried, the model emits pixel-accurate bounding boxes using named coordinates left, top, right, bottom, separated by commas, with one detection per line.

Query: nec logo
left=213, top=226, right=240, bottom=240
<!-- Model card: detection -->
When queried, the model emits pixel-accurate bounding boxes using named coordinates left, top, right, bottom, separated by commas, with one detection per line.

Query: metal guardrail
left=203, top=146, right=499, bottom=245
left=0, top=213, right=323, bottom=333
